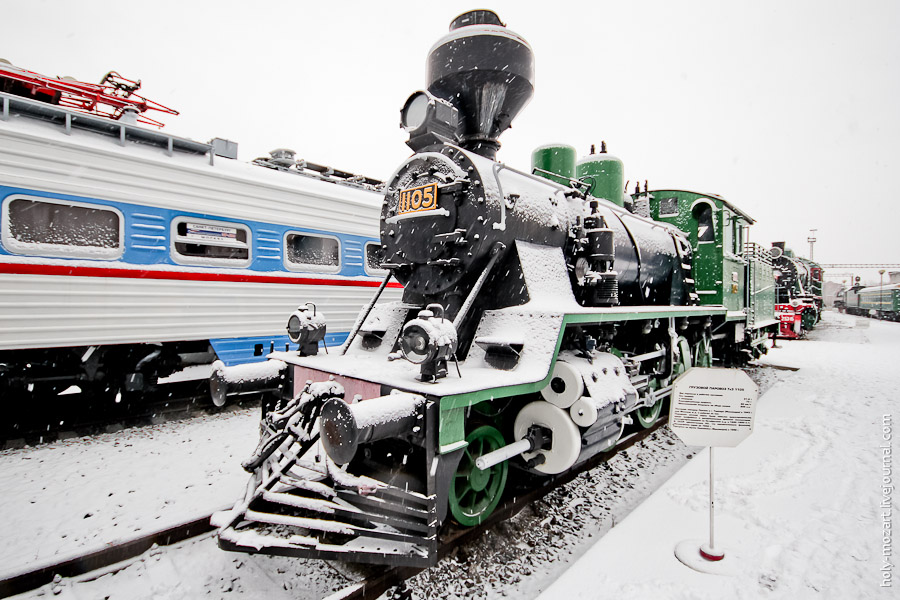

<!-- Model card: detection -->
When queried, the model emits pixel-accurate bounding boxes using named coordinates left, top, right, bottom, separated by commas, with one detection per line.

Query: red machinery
left=774, top=301, right=816, bottom=339
left=0, top=62, right=178, bottom=127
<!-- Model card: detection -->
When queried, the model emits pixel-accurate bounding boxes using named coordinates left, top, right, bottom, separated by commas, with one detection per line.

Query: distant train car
left=838, top=283, right=900, bottom=321
left=0, top=64, right=399, bottom=406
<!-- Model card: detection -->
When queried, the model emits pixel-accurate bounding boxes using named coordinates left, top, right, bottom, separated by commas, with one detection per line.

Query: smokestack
left=425, top=10, right=534, bottom=159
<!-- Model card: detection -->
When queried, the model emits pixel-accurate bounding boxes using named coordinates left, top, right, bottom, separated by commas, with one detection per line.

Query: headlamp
left=399, top=304, right=458, bottom=381
left=400, top=90, right=460, bottom=151
left=400, top=322, right=436, bottom=365
left=400, top=92, right=430, bottom=131
left=286, top=303, right=327, bottom=355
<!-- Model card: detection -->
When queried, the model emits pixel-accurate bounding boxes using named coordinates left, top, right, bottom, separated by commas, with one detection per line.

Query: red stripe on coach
left=0, top=262, right=404, bottom=288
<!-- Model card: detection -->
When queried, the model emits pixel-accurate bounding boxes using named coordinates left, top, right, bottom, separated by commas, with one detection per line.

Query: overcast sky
left=4, top=0, right=898, bottom=284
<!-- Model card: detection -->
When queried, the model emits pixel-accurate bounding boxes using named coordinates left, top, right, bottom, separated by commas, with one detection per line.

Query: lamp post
left=808, top=229, right=817, bottom=261
left=880, top=269, right=886, bottom=315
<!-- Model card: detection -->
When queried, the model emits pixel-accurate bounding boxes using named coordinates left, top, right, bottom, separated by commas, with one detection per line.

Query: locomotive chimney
left=425, top=10, right=534, bottom=159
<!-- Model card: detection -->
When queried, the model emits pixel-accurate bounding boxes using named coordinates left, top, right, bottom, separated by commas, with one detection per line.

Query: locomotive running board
left=213, top=425, right=438, bottom=568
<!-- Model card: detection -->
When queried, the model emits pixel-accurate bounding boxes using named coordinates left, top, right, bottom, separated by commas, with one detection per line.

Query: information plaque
left=669, top=367, right=760, bottom=567
left=669, top=367, right=759, bottom=448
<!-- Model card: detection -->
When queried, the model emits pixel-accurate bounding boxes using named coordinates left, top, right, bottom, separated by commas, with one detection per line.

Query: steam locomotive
left=214, top=10, right=778, bottom=567
left=770, top=243, right=823, bottom=338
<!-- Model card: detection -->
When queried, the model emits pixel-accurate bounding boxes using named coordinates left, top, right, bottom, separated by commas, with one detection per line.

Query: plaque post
left=669, top=367, right=759, bottom=571
left=699, top=447, right=724, bottom=561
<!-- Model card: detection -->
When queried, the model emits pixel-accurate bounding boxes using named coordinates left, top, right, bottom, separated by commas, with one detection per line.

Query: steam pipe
left=453, top=242, right=504, bottom=330
left=341, top=270, right=393, bottom=355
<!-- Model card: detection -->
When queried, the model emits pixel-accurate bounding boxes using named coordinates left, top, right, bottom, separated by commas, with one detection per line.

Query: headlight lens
left=285, top=304, right=327, bottom=349
left=287, top=315, right=303, bottom=343
left=401, top=91, right=430, bottom=131
left=400, top=323, right=434, bottom=364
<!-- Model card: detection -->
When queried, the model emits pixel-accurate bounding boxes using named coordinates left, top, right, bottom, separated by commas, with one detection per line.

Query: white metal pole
left=700, top=446, right=724, bottom=560
left=709, top=446, right=715, bottom=550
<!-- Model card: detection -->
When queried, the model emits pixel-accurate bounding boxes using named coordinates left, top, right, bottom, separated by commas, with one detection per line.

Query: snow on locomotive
left=215, top=10, right=777, bottom=567
left=0, top=62, right=398, bottom=420
left=770, top=242, right=823, bottom=338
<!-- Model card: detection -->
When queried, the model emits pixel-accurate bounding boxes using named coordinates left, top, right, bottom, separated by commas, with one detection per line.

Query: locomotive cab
left=649, top=190, right=778, bottom=361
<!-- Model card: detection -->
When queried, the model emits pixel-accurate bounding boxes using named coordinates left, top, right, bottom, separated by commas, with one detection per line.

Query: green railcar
left=843, top=284, right=900, bottom=320
left=648, top=190, right=778, bottom=362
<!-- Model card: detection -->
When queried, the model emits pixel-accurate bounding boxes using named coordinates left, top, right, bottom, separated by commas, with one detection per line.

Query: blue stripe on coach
left=0, top=185, right=378, bottom=279
left=210, top=331, right=351, bottom=366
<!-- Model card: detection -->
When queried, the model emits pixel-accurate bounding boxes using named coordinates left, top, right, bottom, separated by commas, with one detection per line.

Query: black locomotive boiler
left=214, top=10, right=756, bottom=567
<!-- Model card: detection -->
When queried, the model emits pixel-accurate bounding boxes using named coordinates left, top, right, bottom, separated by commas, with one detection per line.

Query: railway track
left=0, top=510, right=223, bottom=598
left=746, top=361, right=799, bottom=372
left=335, top=418, right=667, bottom=600
left=0, top=418, right=665, bottom=599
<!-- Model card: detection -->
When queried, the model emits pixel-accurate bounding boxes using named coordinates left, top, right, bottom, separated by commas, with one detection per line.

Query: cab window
left=694, top=203, right=715, bottom=243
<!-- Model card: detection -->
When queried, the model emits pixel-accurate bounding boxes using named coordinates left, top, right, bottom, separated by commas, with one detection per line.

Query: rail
left=0, top=417, right=668, bottom=599
left=338, top=418, right=669, bottom=600
left=0, top=511, right=223, bottom=598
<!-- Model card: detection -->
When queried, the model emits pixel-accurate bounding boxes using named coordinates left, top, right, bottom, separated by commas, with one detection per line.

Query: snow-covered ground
left=0, top=406, right=258, bottom=576
left=3, top=311, right=895, bottom=599
left=537, top=311, right=898, bottom=599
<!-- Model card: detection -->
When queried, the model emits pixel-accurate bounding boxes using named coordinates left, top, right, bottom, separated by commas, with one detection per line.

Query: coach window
left=364, top=241, right=388, bottom=276
left=171, top=217, right=251, bottom=266
left=2, top=195, right=123, bottom=259
left=284, top=232, right=341, bottom=273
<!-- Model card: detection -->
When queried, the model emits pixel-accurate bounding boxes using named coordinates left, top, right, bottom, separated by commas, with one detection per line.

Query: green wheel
left=673, top=337, right=692, bottom=378
left=449, top=425, right=509, bottom=526
left=636, top=396, right=662, bottom=428
left=802, top=308, right=818, bottom=331
left=636, top=379, right=662, bottom=428
left=693, top=335, right=712, bottom=367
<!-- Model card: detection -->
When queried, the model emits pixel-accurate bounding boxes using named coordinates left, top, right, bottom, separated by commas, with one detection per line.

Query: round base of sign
left=699, top=543, right=725, bottom=561
left=675, top=540, right=738, bottom=576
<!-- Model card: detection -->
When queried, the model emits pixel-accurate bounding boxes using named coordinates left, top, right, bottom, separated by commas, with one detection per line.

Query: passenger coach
left=0, top=66, right=397, bottom=406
